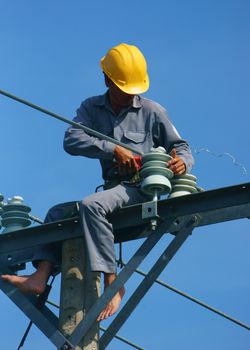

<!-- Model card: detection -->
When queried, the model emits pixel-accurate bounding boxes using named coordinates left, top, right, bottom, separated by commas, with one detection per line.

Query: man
left=1, top=43, right=194, bottom=321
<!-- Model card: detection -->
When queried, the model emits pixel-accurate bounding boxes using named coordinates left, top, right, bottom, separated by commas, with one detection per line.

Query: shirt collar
left=93, top=91, right=142, bottom=109
left=133, top=95, right=143, bottom=108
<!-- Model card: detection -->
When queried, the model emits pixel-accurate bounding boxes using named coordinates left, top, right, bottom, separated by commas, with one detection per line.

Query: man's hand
left=114, top=145, right=138, bottom=176
left=168, top=148, right=186, bottom=175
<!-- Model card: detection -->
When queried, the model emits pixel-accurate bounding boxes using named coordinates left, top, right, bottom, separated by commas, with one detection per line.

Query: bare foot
left=0, top=261, right=52, bottom=295
left=97, top=273, right=125, bottom=322
left=1, top=273, right=47, bottom=295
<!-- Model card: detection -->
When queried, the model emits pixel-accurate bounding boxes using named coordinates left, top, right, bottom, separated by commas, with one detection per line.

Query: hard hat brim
left=100, top=57, right=150, bottom=95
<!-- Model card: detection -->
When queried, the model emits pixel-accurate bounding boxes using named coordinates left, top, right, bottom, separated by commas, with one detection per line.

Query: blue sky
left=0, top=1, right=249, bottom=349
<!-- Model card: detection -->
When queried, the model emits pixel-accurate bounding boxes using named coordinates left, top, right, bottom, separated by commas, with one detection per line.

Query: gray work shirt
left=64, top=91, right=194, bottom=180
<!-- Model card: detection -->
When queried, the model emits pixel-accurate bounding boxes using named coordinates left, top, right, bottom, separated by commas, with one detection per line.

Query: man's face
left=107, top=78, right=135, bottom=107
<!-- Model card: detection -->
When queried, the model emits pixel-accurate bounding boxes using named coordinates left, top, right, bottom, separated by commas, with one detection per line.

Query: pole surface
left=59, top=238, right=101, bottom=350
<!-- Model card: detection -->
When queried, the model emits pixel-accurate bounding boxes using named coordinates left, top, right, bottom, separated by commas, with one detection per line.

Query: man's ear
left=104, top=73, right=111, bottom=87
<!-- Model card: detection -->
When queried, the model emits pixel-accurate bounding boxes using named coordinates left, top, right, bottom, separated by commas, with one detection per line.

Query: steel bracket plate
left=142, top=200, right=158, bottom=220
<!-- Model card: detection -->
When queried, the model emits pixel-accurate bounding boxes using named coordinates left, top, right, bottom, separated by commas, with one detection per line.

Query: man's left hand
left=168, top=148, right=186, bottom=175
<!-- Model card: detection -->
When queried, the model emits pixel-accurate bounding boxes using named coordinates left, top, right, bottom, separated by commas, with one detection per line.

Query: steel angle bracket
left=142, top=200, right=158, bottom=219
left=141, top=199, right=159, bottom=230
left=168, top=213, right=202, bottom=234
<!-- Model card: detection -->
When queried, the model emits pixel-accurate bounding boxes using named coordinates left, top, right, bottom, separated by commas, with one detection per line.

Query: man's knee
left=80, top=195, right=106, bottom=218
left=44, top=202, right=78, bottom=223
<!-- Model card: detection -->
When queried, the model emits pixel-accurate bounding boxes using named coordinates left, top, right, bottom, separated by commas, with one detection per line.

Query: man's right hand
left=114, top=145, right=138, bottom=176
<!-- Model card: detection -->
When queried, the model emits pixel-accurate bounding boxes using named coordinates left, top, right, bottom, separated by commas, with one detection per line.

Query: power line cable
left=100, top=326, right=144, bottom=350
left=46, top=300, right=145, bottom=350
left=28, top=214, right=44, bottom=224
left=0, top=88, right=143, bottom=156
left=193, top=147, right=248, bottom=175
left=2, top=89, right=247, bottom=176
left=120, top=262, right=250, bottom=331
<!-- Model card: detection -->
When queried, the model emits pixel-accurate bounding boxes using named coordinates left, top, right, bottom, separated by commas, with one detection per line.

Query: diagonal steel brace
left=99, top=216, right=196, bottom=349
left=0, top=281, right=75, bottom=350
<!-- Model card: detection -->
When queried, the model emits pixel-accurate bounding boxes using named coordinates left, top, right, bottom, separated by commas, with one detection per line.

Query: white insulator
left=169, top=174, right=198, bottom=198
left=140, top=148, right=173, bottom=197
left=1, top=196, right=31, bottom=233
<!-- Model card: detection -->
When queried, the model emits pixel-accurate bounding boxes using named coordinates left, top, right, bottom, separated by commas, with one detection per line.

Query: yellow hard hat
left=100, top=43, right=150, bottom=94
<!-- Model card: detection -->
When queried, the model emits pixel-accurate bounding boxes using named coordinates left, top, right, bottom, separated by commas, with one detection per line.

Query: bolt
left=8, top=196, right=24, bottom=204
left=151, top=218, right=157, bottom=230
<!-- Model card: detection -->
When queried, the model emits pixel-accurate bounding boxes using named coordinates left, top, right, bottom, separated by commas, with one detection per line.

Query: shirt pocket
left=123, top=131, right=147, bottom=144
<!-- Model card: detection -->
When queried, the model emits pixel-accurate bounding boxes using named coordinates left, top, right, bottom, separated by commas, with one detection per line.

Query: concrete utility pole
left=59, top=238, right=101, bottom=350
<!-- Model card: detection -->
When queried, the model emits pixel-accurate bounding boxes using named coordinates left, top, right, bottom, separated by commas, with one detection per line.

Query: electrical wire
left=0, top=88, right=143, bottom=156
left=99, top=326, right=145, bottom=350
left=193, top=147, right=248, bottom=175
left=28, top=214, right=44, bottom=224
left=46, top=300, right=145, bottom=350
left=120, top=262, right=250, bottom=331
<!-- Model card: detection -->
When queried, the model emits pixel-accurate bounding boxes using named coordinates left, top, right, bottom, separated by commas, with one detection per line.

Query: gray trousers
left=33, top=183, right=150, bottom=274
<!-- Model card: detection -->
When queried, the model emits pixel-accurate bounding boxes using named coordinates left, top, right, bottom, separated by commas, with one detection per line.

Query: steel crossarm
left=0, top=183, right=249, bottom=262
left=0, top=281, right=75, bottom=349
left=111, top=182, right=250, bottom=241
left=99, top=216, right=196, bottom=349
left=64, top=218, right=175, bottom=349
left=0, top=218, right=81, bottom=256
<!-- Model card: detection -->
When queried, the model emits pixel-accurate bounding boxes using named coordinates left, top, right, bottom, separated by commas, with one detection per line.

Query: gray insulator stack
left=169, top=174, right=198, bottom=198
left=140, top=147, right=174, bottom=198
left=1, top=196, right=32, bottom=233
